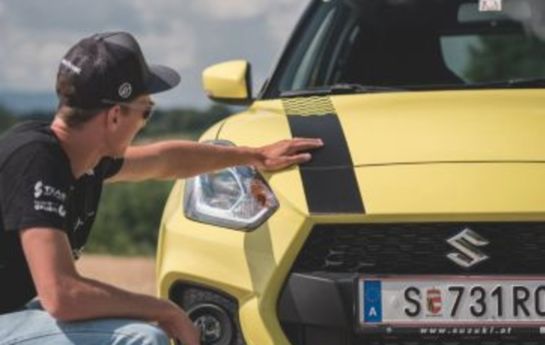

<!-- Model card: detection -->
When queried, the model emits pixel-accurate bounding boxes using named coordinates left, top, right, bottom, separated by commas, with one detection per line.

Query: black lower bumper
left=277, top=272, right=545, bottom=345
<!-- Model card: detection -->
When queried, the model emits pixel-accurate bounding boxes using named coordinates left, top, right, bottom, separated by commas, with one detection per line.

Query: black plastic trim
left=291, top=223, right=545, bottom=274
left=287, top=114, right=365, bottom=214
left=169, top=282, right=248, bottom=345
left=277, top=271, right=545, bottom=345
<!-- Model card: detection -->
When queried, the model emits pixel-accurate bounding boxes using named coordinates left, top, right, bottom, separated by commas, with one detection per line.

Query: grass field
left=76, top=254, right=156, bottom=296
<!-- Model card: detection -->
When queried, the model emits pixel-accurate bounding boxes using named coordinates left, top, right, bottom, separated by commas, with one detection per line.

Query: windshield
left=264, top=0, right=545, bottom=97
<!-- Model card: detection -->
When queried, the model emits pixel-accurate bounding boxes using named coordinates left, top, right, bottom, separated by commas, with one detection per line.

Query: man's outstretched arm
left=106, top=138, right=323, bottom=183
left=20, top=227, right=200, bottom=345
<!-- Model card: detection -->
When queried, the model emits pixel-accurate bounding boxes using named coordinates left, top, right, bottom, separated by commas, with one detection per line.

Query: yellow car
left=157, top=0, right=545, bottom=344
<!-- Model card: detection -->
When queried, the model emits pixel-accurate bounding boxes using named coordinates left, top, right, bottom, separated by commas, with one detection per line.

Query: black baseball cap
left=56, top=31, right=181, bottom=109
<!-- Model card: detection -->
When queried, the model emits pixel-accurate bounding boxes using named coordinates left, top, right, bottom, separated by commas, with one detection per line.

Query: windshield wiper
left=469, top=77, right=545, bottom=89
left=280, top=83, right=405, bottom=97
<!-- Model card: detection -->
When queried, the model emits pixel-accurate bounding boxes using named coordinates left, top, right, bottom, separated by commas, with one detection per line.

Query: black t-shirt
left=0, top=121, right=123, bottom=314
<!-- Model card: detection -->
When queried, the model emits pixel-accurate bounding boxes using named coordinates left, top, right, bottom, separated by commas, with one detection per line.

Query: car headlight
left=183, top=140, right=279, bottom=231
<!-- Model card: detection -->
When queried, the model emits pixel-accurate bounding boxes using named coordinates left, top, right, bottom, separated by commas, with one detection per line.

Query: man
left=0, top=32, right=323, bottom=345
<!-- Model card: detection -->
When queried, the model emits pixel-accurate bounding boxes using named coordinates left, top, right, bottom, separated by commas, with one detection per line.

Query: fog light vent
left=189, top=303, right=234, bottom=345
left=169, top=284, right=247, bottom=345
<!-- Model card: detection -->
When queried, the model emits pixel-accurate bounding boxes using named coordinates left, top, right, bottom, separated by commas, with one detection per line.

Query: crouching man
left=0, top=32, right=322, bottom=345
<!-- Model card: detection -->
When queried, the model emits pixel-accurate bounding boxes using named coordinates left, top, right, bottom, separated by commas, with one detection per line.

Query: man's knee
left=115, top=321, right=170, bottom=345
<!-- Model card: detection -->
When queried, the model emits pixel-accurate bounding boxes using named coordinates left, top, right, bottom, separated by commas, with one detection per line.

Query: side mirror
left=202, top=60, right=253, bottom=106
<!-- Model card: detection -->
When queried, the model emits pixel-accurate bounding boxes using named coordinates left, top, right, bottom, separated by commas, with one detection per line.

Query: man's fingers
left=291, top=137, right=324, bottom=146
left=287, top=138, right=324, bottom=154
left=282, top=153, right=312, bottom=168
left=259, top=138, right=322, bottom=171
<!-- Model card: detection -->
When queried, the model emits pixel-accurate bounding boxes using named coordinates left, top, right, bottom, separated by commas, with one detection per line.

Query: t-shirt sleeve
left=0, top=144, right=72, bottom=233
left=95, top=157, right=124, bottom=179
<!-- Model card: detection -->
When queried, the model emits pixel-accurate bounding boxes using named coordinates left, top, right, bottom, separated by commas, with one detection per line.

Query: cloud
left=0, top=1, right=131, bottom=91
left=189, top=0, right=308, bottom=45
left=190, top=0, right=307, bottom=28
left=0, top=0, right=196, bottom=92
left=118, top=0, right=196, bottom=71
left=0, top=26, right=79, bottom=91
left=264, top=1, right=309, bottom=45
left=137, top=22, right=196, bottom=71
left=191, top=0, right=270, bottom=20
left=4, top=1, right=143, bottom=33
left=0, top=0, right=309, bottom=107
left=123, top=0, right=190, bottom=26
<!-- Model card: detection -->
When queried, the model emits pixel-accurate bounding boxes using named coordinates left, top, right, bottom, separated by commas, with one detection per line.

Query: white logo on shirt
left=74, top=218, right=85, bottom=231
left=34, top=201, right=66, bottom=218
left=34, top=181, right=43, bottom=198
left=34, top=180, right=66, bottom=202
left=73, top=212, right=95, bottom=232
left=33, top=181, right=67, bottom=218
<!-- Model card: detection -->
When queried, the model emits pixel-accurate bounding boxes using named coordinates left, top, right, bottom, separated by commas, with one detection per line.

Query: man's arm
left=106, top=138, right=323, bottom=183
left=20, top=227, right=200, bottom=345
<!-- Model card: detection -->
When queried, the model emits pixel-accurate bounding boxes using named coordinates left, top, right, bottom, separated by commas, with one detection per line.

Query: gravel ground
left=76, top=254, right=156, bottom=296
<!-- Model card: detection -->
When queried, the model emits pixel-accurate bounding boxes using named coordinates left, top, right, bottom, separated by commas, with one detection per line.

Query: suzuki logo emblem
left=446, top=228, right=490, bottom=268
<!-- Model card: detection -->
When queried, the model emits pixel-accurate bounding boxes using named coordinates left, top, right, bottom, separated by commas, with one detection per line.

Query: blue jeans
left=0, top=300, right=171, bottom=345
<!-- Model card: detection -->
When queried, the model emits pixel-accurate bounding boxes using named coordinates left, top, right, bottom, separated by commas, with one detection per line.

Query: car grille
left=280, top=223, right=545, bottom=345
left=291, top=223, right=545, bottom=274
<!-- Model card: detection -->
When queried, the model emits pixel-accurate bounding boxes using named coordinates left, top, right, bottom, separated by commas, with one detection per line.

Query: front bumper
left=278, top=272, right=545, bottom=345
left=277, top=223, right=545, bottom=345
left=157, top=178, right=313, bottom=345
left=159, top=194, right=545, bottom=345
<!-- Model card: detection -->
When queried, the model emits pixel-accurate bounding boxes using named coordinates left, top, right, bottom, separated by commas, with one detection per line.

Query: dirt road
left=76, top=254, right=156, bottom=296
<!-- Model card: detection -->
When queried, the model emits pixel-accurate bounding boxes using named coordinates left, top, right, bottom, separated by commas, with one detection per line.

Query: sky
left=0, top=0, right=309, bottom=109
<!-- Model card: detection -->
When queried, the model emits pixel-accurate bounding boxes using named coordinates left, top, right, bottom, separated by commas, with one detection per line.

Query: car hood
left=217, top=89, right=545, bottom=216
left=320, top=89, right=545, bottom=166
left=221, top=89, right=545, bottom=166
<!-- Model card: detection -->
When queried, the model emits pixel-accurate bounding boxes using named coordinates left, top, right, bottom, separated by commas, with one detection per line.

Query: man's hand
left=21, top=228, right=201, bottom=344
left=253, top=137, right=324, bottom=172
left=158, top=301, right=201, bottom=345
left=107, top=137, right=324, bottom=182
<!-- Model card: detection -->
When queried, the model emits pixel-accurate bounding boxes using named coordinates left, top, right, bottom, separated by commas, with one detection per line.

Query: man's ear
left=105, top=105, right=121, bottom=131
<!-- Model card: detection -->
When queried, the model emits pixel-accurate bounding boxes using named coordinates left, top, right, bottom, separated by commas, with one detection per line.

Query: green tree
left=86, top=180, right=173, bottom=255
left=138, top=104, right=232, bottom=139
left=464, top=34, right=545, bottom=82
left=0, top=104, right=17, bottom=133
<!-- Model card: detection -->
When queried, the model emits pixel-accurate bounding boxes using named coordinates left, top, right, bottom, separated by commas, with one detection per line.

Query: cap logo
left=118, top=82, right=132, bottom=99
left=61, top=59, right=81, bottom=75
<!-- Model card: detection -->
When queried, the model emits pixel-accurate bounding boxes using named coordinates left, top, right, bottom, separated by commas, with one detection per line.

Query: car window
left=291, top=8, right=337, bottom=90
left=266, top=0, right=545, bottom=97
left=441, top=33, right=545, bottom=83
left=276, top=1, right=339, bottom=93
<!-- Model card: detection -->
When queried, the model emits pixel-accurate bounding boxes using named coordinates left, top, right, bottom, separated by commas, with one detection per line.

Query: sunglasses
left=102, top=99, right=156, bottom=121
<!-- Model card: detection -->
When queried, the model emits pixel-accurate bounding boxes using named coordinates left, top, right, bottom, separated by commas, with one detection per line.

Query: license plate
left=359, top=276, right=545, bottom=327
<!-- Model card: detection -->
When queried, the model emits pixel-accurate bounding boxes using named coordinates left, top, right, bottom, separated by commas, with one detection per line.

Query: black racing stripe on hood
left=286, top=113, right=365, bottom=214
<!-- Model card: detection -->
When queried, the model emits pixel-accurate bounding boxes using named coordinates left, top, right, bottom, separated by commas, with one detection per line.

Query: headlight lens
left=183, top=140, right=279, bottom=230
